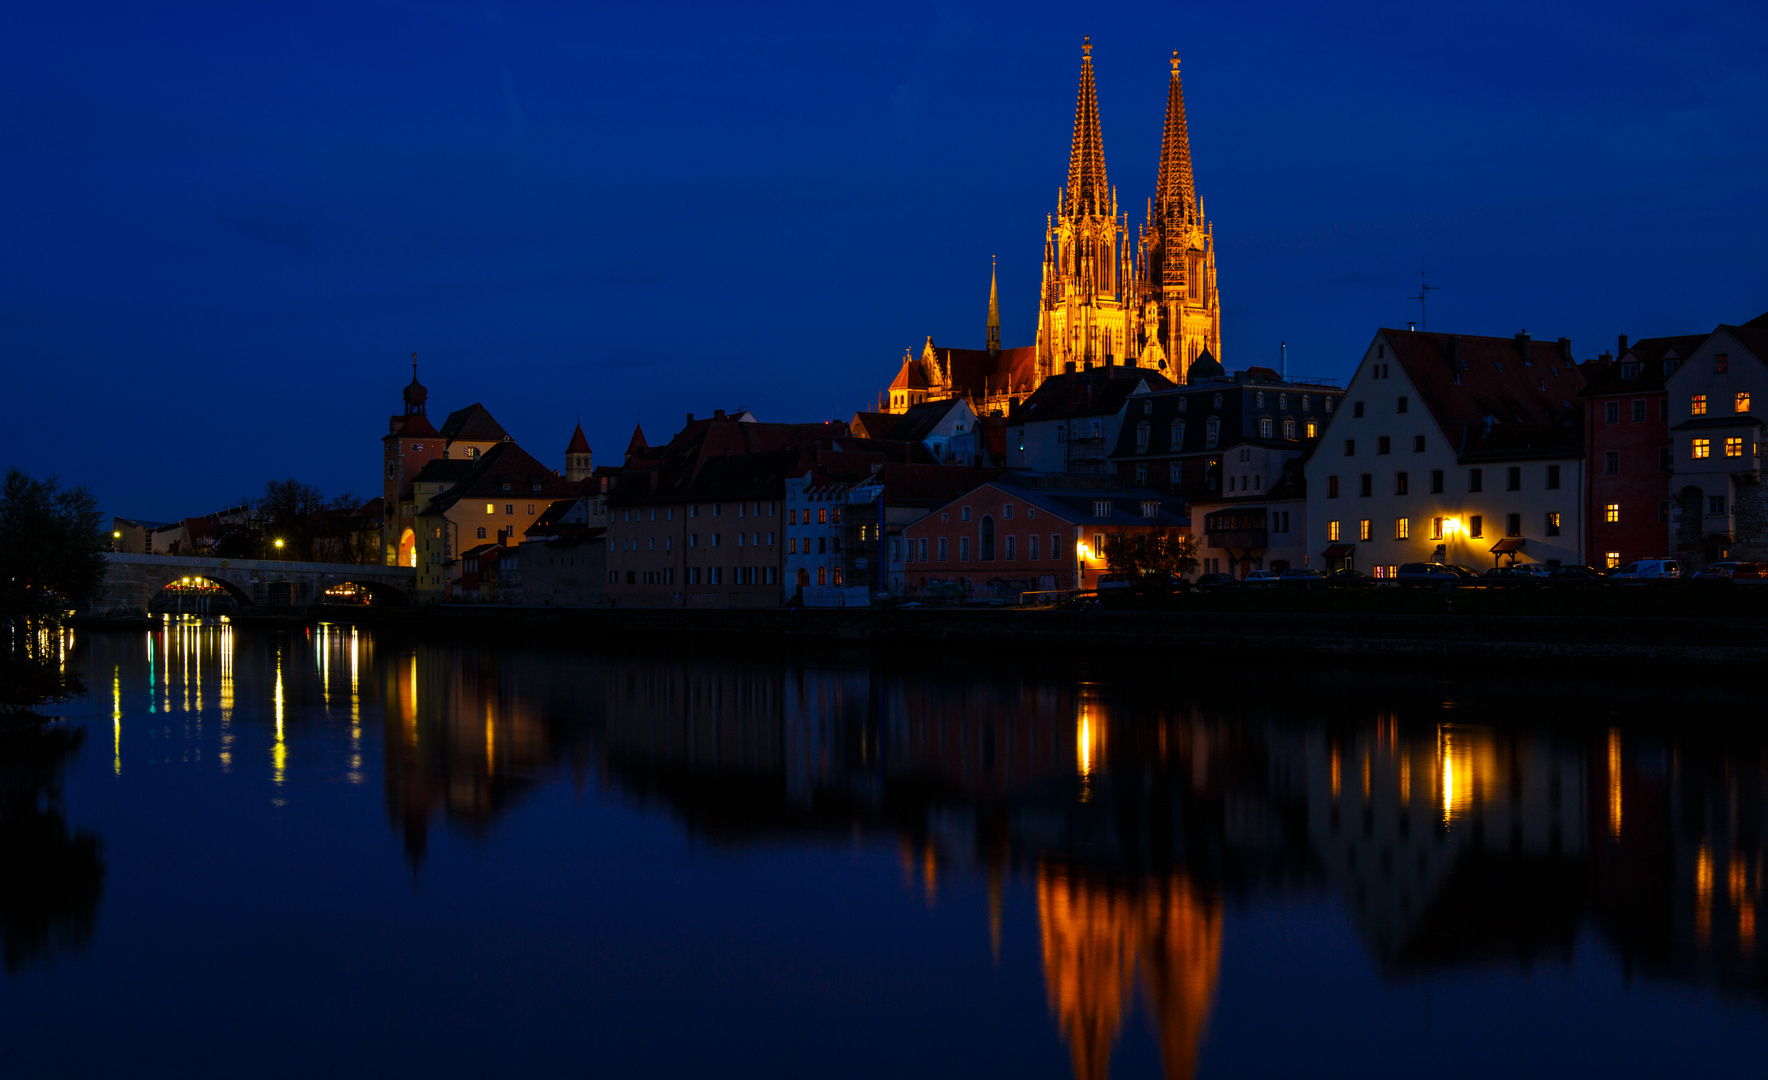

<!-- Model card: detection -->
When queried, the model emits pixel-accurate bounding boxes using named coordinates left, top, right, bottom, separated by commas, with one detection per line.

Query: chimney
left=1617, top=333, right=1629, bottom=357
left=1557, top=337, right=1572, bottom=363
left=1407, top=321, right=1416, bottom=332
left=713, top=408, right=725, bottom=420
left=1280, top=341, right=1287, bottom=378
left=1515, top=330, right=1532, bottom=359
left=686, top=412, right=695, bottom=425
left=1065, top=361, right=1077, bottom=374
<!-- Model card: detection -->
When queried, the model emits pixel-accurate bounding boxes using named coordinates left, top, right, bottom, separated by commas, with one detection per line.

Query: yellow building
left=882, top=41, right=1223, bottom=416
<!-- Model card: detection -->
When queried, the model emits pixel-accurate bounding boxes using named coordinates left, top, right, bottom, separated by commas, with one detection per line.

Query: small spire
left=986, top=256, right=1001, bottom=355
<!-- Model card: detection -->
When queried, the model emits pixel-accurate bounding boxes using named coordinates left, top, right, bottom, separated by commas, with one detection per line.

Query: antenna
left=1409, top=269, right=1439, bottom=330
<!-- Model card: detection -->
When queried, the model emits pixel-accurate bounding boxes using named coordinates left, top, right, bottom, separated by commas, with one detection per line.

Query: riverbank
left=119, top=601, right=1768, bottom=668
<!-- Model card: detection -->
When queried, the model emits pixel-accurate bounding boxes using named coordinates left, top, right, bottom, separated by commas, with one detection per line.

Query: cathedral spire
left=986, top=256, right=1001, bottom=355
left=1155, top=52, right=1195, bottom=222
left=1065, top=38, right=1109, bottom=218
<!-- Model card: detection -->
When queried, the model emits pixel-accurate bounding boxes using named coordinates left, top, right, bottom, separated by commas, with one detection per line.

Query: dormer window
left=1279, top=394, right=1288, bottom=409
left=1140, top=500, right=1159, bottom=518
left=1094, top=499, right=1112, bottom=517
left=502, top=482, right=511, bottom=491
left=1256, top=392, right=1265, bottom=407
left=1621, top=362, right=1640, bottom=380
left=1212, top=393, right=1223, bottom=407
left=1178, top=397, right=1189, bottom=413
left=1142, top=400, right=1153, bottom=415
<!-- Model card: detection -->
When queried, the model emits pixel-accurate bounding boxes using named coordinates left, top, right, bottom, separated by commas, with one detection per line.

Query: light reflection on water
left=8, top=622, right=1768, bottom=1078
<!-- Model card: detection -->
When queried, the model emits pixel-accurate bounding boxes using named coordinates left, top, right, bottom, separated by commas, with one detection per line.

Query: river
left=2, top=621, right=1764, bottom=1078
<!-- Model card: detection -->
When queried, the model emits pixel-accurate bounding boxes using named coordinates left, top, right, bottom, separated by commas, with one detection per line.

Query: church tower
left=1138, top=53, right=1221, bottom=379
left=1036, top=39, right=1144, bottom=380
left=564, top=422, right=594, bottom=483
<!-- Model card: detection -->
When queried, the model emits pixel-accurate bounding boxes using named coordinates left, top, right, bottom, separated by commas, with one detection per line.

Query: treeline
left=175, top=479, right=379, bottom=564
left=0, top=469, right=104, bottom=723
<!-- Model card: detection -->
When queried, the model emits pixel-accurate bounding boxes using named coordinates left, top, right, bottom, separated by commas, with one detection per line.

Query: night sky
left=6, top=1, right=1765, bottom=520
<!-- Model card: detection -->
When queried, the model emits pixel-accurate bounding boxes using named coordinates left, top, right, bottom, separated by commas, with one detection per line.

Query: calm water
left=3, top=623, right=1765, bottom=1078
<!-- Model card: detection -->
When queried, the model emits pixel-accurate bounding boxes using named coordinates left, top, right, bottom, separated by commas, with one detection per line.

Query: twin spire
left=1154, top=51, right=1195, bottom=223
left=1066, top=41, right=1196, bottom=223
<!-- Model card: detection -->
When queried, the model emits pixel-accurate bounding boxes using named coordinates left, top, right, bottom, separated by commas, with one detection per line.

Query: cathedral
left=883, top=41, right=1222, bottom=416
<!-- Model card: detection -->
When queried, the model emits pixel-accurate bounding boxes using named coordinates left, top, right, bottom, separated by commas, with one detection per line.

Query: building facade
left=1663, top=319, right=1768, bottom=568
left=1007, top=366, right=1176, bottom=474
left=1307, top=329, right=1588, bottom=576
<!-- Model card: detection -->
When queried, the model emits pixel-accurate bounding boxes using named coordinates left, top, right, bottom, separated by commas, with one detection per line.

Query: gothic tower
left=1036, top=39, right=1144, bottom=380
left=1139, top=53, right=1221, bottom=379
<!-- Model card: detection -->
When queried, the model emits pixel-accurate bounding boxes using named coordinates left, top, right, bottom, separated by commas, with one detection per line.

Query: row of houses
left=360, top=309, right=1767, bottom=607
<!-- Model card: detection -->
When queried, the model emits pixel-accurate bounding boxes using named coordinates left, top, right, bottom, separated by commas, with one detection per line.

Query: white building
left=1187, top=441, right=1311, bottom=576
left=1007, top=365, right=1174, bottom=473
left=1663, top=319, right=1768, bottom=566
left=1307, top=329, right=1589, bottom=576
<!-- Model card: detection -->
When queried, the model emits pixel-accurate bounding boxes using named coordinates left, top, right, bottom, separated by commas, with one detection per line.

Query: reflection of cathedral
left=1038, top=865, right=1220, bottom=1080
left=884, top=41, right=1222, bottom=416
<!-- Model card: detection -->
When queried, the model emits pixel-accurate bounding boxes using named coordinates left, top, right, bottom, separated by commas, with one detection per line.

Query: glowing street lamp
left=1443, top=517, right=1462, bottom=537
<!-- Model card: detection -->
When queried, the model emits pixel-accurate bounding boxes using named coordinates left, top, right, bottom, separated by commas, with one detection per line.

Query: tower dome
left=403, top=355, right=428, bottom=414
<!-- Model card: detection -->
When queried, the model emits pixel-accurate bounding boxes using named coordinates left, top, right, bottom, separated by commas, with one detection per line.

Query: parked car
left=1278, top=568, right=1328, bottom=588
left=1547, top=564, right=1610, bottom=587
left=1324, top=568, right=1376, bottom=588
left=1611, top=558, right=1681, bottom=581
left=1691, top=560, right=1768, bottom=581
left=1194, top=572, right=1243, bottom=591
left=1483, top=565, right=1543, bottom=586
left=1396, top=562, right=1474, bottom=585
left=1510, top=563, right=1552, bottom=580
left=1243, top=570, right=1283, bottom=587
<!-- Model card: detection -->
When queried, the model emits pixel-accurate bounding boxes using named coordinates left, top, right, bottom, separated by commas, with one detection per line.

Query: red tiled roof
left=1383, top=329, right=1585, bottom=456
left=427, top=441, right=578, bottom=513
left=849, top=411, right=897, bottom=439
left=889, top=357, right=930, bottom=391
left=565, top=423, right=591, bottom=455
left=385, top=412, right=440, bottom=440
left=439, top=403, right=509, bottom=444
left=1581, top=334, right=1709, bottom=396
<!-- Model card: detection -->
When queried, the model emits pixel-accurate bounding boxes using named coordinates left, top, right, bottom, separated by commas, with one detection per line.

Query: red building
left=900, top=476, right=1188, bottom=598
left=1581, top=333, right=1706, bottom=567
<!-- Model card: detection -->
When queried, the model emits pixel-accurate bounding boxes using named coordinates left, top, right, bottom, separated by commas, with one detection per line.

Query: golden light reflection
left=273, top=649, right=286, bottom=787
left=1330, top=743, right=1341, bottom=802
left=1607, top=728, right=1623, bottom=838
left=1076, top=689, right=1105, bottom=801
left=112, top=666, right=122, bottom=775
left=1435, top=725, right=1494, bottom=825
left=1696, top=845, right=1714, bottom=944
left=485, top=700, right=497, bottom=776
left=1399, top=752, right=1411, bottom=804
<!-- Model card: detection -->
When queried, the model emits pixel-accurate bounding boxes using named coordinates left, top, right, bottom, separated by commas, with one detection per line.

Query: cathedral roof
left=565, top=422, right=592, bottom=456
left=889, top=356, right=930, bottom=391
left=439, top=403, right=510, bottom=445
left=1154, top=53, right=1197, bottom=223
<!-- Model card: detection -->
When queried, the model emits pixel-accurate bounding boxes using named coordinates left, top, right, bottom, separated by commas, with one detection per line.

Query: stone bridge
left=91, top=553, right=416, bottom=616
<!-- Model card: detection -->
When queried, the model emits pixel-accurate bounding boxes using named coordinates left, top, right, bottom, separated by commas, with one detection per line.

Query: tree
left=255, top=478, right=327, bottom=560
left=0, top=470, right=106, bottom=620
left=1103, top=529, right=1199, bottom=580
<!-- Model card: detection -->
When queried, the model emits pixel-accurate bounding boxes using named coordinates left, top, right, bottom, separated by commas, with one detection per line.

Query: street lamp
left=1443, top=517, right=1462, bottom=537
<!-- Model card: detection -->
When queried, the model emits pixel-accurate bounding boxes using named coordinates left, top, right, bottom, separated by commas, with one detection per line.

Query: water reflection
left=76, top=626, right=1768, bottom=1075
left=0, top=724, right=103, bottom=973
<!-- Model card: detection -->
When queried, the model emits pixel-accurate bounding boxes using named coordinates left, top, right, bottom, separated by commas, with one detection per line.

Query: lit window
left=1605, top=551, right=1621, bottom=569
left=1605, top=504, right=1620, bottom=523
left=1430, top=517, right=1443, bottom=540
left=485, top=503, right=495, bottom=514
left=1394, top=518, right=1409, bottom=540
left=1306, top=420, right=1318, bottom=438
left=1546, top=512, right=1561, bottom=537
left=1328, top=520, right=1340, bottom=542
left=1692, top=438, right=1711, bottom=459
left=1691, top=394, right=1707, bottom=416
left=1737, top=392, right=1752, bottom=413
left=1359, top=519, right=1372, bottom=542
left=1725, top=437, right=1744, bottom=457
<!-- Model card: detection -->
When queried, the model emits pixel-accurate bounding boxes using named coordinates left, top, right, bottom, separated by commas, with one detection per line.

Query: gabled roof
left=849, top=411, right=898, bottom=439
left=385, top=411, right=440, bottom=441
left=526, top=498, right=586, bottom=536
left=439, top=403, right=509, bottom=444
left=889, top=356, right=930, bottom=391
left=1715, top=322, right=1768, bottom=360
left=1581, top=334, right=1709, bottom=396
left=1381, top=329, right=1586, bottom=458
left=607, top=418, right=849, bottom=505
left=425, top=441, right=578, bottom=514
left=1012, top=364, right=1176, bottom=424
left=889, top=398, right=969, bottom=442
left=410, top=459, right=476, bottom=486
left=625, top=423, right=648, bottom=456
left=565, top=423, right=591, bottom=455
left=1743, top=310, right=1768, bottom=329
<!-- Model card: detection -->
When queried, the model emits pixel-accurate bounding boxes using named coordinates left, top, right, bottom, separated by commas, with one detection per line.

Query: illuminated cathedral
left=883, top=40, right=1222, bottom=416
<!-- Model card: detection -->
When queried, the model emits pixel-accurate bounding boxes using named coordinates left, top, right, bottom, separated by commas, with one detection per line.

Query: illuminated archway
left=147, top=574, right=251, bottom=616
left=398, top=528, right=416, bottom=568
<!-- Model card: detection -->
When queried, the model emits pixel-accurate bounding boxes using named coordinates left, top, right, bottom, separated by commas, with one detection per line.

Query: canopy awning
left=1321, top=544, right=1356, bottom=558
left=1490, top=538, right=1526, bottom=553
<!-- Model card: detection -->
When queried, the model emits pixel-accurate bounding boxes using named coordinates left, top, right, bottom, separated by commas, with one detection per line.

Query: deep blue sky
left=5, top=1, right=1765, bottom=519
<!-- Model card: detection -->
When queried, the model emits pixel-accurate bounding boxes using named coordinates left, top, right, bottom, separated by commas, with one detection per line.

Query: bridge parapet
left=93, top=553, right=417, bottom=617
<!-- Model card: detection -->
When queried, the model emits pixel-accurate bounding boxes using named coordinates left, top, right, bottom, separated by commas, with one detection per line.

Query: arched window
left=832, top=567, right=843, bottom=587
left=476, top=527, right=487, bottom=539
left=980, top=515, right=996, bottom=561
left=817, top=566, right=827, bottom=586
left=797, top=568, right=810, bottom=588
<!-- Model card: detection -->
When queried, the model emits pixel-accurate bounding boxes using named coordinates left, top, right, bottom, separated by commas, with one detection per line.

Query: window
left=689, top=533, right=698, bottom=548
left=1344, top=438, right=1356, bottom=456
left=788, top=509, right=797, bottom=525
left=1005, top=535, right=1016, bottom=560
left=1052, top=535, right=1061, bottom=561
left=1507, top=467, right=1521, bottom=491
left=1605, top=503, right=1620, bottom=523
left=1328, top=475, right=1340, bottom=498
left=1360, top=474, right=1373, bottom=497
left=609, top=570, right=619, bottom=584
left=1377, top=436, right=1391, bottom=455
left=789, top=537, right=797, bottom=555
left=1094, top=499, right=1112, bottom=517
left=1394, top=518, right=1409, bottom=540
left=1397, top=396, right=1409, bottom=413
left=1469, top=515, right=1483, bottom=538
left=486, top=503, right=496, bottom=515
left=1136, top=421, right=1151, bottom=452
left=1256, top=392, right=1265, bottom=407
left=1206, top=418, right=1220, bottom=448
left=1726, top=437, right=1744, bottom=457
left=1283, top=418, right=1296, bottom=439
left=1546, top=512, right=1561, bottom=536
left=1004, top=503, right=1014, bottom=520
left=1693, top=438, right=1711, bottom=459
left=1605, top=401, right=1620, bottom=424
left=1029, top=534, right=1039, bottom=560
left=1354, top=402, right=1365, bottom=418
left=1506, top=513, right=1522, bottom=537
left=1632, top=400, right=1647, bottom=422
left=1170, top=420, right=1186, bottom=447
left=504, top=504, right=514, bottom=515
left=527, top=504, right=535, bottom=515
left=1413, top=435, right=1425, bottom=452
left=1692, top=394, right=1708, bottom=416
left=1328, top=520, right=1341, bottom=542
left=476, top=527, right=486, bottom=539
left=1259, top=418, right=1274, bottom=438
left=1738, top=392, right=1752, bottom=413
left=1169, top=461, right=1182, bottom=483
left=1141, top=500, right=1160, bottom=518
left=919, top=538, right=928, bottom=562
left=1179, top=397, right=1189, bottom=413
left=712, top=533, right=722, bottom=547
left=1093, top=533, right=1105, bottom=556
left=1469, top=468, right=1483, bottom=493
left=960, top=505, right=971, bottom=522
left=1213, top=393, right=1223, bottom=407
left=1430, top=469, right=1444, bottom=494
left=980, top=516, right=995, bottom=560
left=1430, top=517, right=1443, bottom=540
left=1358, top=519, right=1372, bottom=541
left=1603, top=452, right=1618, bottom=475
left=937, top=538, right=948, bottom=562
left=690, top=505, right=700, bottom=518
left=1395, top=472, right=1409, bottom=495
left=1716, top=354, right=1729, bottom=374
left=1709, top=494, right=1727, bottom=515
